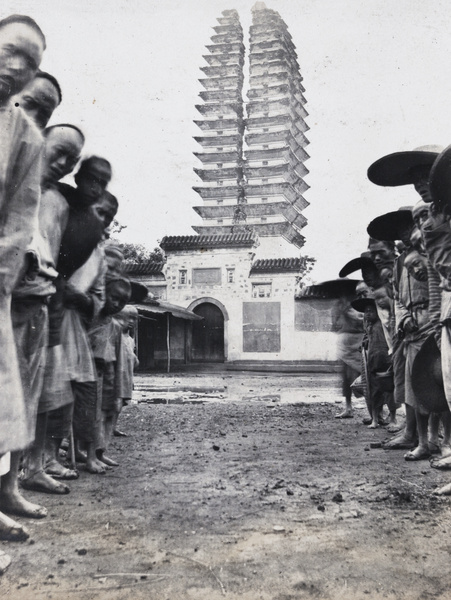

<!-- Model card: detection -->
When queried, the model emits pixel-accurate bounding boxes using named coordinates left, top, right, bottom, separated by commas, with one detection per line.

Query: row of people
left=336, top=144, right=451, bottom=496
left=0, top=14, right=139, bottom=573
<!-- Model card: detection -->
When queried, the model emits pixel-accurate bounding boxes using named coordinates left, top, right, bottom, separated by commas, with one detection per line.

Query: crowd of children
left=0, top=15, right=139, bottom=573
left=335, top=144, right=451, bottom=498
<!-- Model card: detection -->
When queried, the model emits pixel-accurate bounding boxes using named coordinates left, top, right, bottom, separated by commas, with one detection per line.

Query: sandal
left=404, top=449, right=431, bottom=461
left=45, top=461, right=79, bottom=480
left=20, top=470, right=70, bottom=495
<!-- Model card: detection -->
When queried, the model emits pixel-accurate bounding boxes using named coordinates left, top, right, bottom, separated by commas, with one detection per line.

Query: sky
left=4, top=0, right=451, bottom=281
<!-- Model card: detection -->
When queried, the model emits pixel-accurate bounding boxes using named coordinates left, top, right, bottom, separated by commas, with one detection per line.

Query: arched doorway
left=191, top=302, right=225, bottom=362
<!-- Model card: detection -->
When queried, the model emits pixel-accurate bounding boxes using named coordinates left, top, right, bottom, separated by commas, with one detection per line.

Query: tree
left=108, top=219, right=165, bottom=264
left=296, top=255, right=316, bottom=290
left=110, top=240, right=165, bottom=263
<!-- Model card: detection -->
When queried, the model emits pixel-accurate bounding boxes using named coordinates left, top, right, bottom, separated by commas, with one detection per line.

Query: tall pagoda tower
left=193, top=3, right=309, bottom=252
left=192, top=10, right=246, bottom=228
left=244, top=2, right=309, bottom=250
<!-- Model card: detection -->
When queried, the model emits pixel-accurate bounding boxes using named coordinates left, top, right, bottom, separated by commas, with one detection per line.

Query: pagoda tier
left=194, top=118, right=240, bottom=131
left=199, top=89, right=243, bottom=103
left=244, top=161, right=309, bottom=182
left=250, top=40, right=298, bottom=59
left=249, top=59, right=303, bottom=84
left=244, top=182, right=309, bottom=203
left=213, top=24, right=241, bottom=34
left=245, top=128, right=309, bottom=148
left=200, top=64, right=242, bottom=78
left=246, top=96, right=308, bottom=119
left=195, top=102, right=242, bottom=117
left=245, top=142, right=309, bottom=165
left=245, top=144, right=309, bottom=164
left=203, top=53, right=244, bottom=67
left=193, top=200, right=308, bottom=220
left=205, top=42, right=244, bottom=55
left=193, top=150, right=241, bottom=164
left=247, top=86, right=307, bottom=109
left=194, top=133, right=241, bottom=147
left=250, top=69, right=303, bottom=87
left=199, top=75, right=243, bottom=90
left=194, top=166, right=241, bottom=181
left=246, top=111, right=309, bottom=130
left=193, top=185, right=241, bottom=200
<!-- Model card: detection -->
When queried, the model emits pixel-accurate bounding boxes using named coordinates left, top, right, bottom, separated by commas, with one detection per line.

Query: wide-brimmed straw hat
left=367, top=209, right=414, bottom=241
left=339, top=254, right=378, bottom=279
left=411, top=334, right=448, bottom=413
left=367, top=145, right=443, bottom=187
left=298, top=278, right=359, bottom=299
left=429, top=145, right=451, bottom=210
left=351, top=296, right=376, bottom=313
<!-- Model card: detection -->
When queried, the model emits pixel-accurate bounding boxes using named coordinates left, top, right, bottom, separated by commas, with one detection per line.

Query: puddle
left=135, top=388, right=345, bottom=406
left=140, top=397, right=207, bottom=405
left=133, top=374, right=345, bottom=406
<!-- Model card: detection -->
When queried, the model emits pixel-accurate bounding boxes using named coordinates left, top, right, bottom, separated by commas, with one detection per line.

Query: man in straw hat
left=397, top=248, right=449, bottom=460
left=367, top=146, right=443, bottom=450
left=411, top=149, right=451, bottom=492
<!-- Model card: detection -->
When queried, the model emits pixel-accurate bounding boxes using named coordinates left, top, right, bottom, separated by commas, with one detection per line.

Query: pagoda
left=192, top=3, right=309, bottom=250
left=192, top=9, right=246, bottom=228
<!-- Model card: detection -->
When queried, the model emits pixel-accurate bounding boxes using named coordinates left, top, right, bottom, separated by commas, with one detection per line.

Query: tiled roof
left=160, top=233, right=258, bottom=251
left=250, top=258, right=304, bottom=273
left=123, top=261, right=164, bottom=275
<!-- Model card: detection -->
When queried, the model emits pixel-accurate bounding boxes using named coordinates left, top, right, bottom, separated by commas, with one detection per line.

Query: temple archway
left=189, top=301, right=226, bottom=362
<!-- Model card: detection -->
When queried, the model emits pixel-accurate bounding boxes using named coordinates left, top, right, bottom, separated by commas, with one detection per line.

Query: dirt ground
left=2, top=371, right=451, bottom=600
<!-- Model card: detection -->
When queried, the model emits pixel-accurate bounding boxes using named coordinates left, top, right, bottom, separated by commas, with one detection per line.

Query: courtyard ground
left=1, top=370, right=451, bottom=600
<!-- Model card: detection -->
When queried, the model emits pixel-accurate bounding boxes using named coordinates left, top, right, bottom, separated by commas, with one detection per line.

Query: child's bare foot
left=21, top=470, right=70, bottom=495
left=0, top=511, right=29, bottom=542
left=430, top=454, right=451, bottom=470
left=335, top=410, right=353, bottom=419
left=86, top=458, right=107, bottom=474
left=382, top=433, right=416, bottom=449
left=368, top=421, right=379, bottom=429
left=435, top=482, right=451, bottom=495
left=0, top=489, right=47, bottom=519
left=440, top=444, right=451, bottom=458
left=99, top=454, right=119, bottom=467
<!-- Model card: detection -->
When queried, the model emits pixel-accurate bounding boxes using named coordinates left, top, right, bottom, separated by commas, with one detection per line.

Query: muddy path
left=1, top=373, right=451, bottom=600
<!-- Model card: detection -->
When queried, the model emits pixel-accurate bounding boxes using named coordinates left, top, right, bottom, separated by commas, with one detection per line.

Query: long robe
left=0, top=103, right=42, bottom=454
left=423, top=220, right=451, bottom=411
left=14, top=187, right=72, bottom=420
left=396, top=266, right=435, bottom=413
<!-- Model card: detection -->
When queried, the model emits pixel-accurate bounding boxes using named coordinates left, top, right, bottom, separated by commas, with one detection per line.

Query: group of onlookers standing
left=335, top=142, right=451, bottom=498
left=0, top=14, right=138, bottom=574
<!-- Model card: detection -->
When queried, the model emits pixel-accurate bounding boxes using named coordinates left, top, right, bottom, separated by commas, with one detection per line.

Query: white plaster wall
left=162, top=248, right=337, bottom=363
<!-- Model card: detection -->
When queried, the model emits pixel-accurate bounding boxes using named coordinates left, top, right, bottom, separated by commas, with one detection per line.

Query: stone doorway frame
left=187, top=297, right=229, bottom=362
